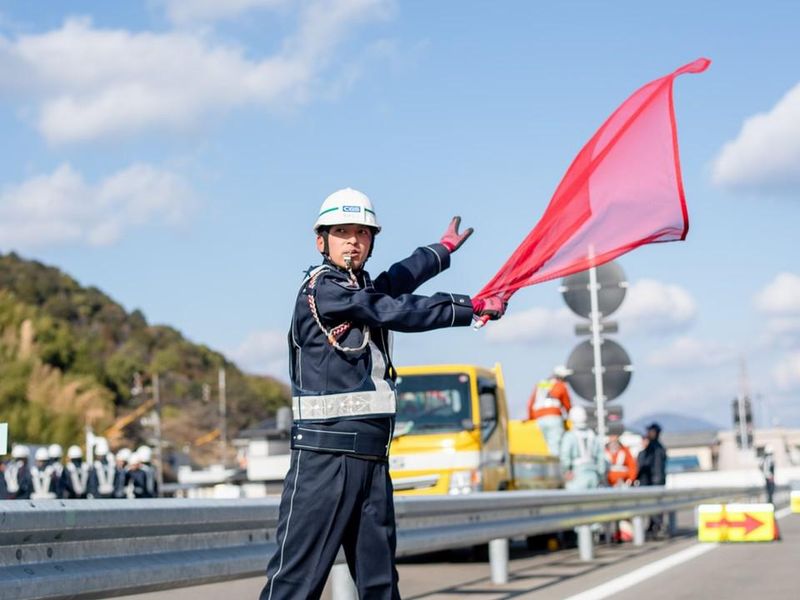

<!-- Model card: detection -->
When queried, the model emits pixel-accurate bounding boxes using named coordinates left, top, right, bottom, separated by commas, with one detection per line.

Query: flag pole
left=588, top=251, right=607, bottom=441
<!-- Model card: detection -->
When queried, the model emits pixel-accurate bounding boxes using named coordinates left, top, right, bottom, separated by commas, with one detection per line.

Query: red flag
left=476, top=58, right=710, bottom=302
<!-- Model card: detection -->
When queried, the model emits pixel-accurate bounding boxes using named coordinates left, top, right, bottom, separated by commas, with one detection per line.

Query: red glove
left=440, top=216, right=474, bottom=253
left=471, top=295, right=506, bottom=320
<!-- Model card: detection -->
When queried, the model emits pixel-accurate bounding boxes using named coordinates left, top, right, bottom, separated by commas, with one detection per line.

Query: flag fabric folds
left=475, top=58, right=710, bottom=302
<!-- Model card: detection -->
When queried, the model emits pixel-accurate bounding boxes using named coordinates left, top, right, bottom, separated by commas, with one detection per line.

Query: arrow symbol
left=706, top=513, right=764, bottom=535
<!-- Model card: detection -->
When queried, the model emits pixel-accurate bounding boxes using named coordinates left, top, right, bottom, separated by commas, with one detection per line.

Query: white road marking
left=563, top=543, right=719, bottom=600
left=564, top=503, right=795, bottom=600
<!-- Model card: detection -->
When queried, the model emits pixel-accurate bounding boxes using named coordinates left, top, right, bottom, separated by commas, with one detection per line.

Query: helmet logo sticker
left=342, top=205, right=362, bottom=213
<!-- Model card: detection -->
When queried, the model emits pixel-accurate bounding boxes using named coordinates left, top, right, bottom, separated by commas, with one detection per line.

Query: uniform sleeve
left=372, top=244, right=451, bottom=297
left=554, top=381, right=571, bottom=413
left=315, top=273, right=473, bottom=332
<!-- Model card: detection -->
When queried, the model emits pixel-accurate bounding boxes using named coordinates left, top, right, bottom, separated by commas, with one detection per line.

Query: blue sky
left=1, top=1, right=799, bottom=429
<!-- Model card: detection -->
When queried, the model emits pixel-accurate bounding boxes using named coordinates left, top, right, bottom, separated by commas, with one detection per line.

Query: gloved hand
left=471, top=295, right=506, bottom=320
left=440, top=216, right=474, bottom=253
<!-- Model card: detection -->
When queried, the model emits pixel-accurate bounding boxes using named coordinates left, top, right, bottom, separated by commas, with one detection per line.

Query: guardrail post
left=668, top=511, right=677, bottom=536
left=577, top=525, right=593, bottom=561
left=489, top=538, right=509, bottom=584
left=632, top=516, right=645, bottom=546
left=331, top=564, right=357, bottom=600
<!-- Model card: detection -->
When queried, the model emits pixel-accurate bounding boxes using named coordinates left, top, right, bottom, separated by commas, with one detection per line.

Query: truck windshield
left=394, top=373, right=472, bottom=435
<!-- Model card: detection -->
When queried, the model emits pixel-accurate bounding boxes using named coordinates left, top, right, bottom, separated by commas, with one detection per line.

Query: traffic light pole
left=588, top=265, right=607, bottom=440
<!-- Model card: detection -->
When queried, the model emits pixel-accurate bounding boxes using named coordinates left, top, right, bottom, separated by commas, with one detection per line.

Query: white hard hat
left=67, top=445, right=83, bottom=459
left=12, top=445, right=30, bottom=459
left=136, top=445, right=153, bottom=463
left=764, top=445, right=774, bottom=454
left=48, top=443, right=63, bottom=459
left=128, top=452, right=142, bottom=466
left=116, top=448, right=132, bottom=463
left=313, top=188, right=381, bottom=233
left=553, top=365, right=571, bottom=378
left=35, top=447, right=49, bottom=461
left=569, top=406, right=588, bottom=429
left=94, top=437, right=109, bottom=455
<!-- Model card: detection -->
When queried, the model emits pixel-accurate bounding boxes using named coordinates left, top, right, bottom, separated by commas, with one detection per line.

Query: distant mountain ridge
left=0, top=251, right=289, bottom=460
left=629, top=412, right=721, bottom=434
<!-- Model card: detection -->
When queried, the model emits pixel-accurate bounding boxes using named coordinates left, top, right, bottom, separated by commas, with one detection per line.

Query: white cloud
left=161, top=0, right=288, bottom=24
left=755, top=272, right=800, bottom=315
left=712, top=82, right=800, bottom=193
left=617, top=279, right=696, bottom=334
left=486, top=306, right=575, bottom=344
left=773, top=352, right=800, bottom=391
left=645, top=336, right=737, bottom=369
left=0, top=0, right=393, bottom=143
left=230, top=329, right=288, bottom=380
left=0, top=163, right=192, bottom=248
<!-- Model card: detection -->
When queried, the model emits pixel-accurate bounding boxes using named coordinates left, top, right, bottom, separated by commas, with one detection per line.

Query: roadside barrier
left=0, top=485, right=767, bottom=600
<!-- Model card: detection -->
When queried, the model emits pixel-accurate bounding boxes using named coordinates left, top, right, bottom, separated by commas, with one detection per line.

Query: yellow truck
left=389, top=363, right=561, bottom=495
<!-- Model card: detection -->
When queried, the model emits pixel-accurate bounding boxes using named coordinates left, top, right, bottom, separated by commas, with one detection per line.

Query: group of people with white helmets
left=1, top=439, right=159, bottom=500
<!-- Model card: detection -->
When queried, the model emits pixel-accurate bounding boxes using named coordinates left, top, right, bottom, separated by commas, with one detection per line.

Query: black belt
left=291, top=425, right=389, bottom=459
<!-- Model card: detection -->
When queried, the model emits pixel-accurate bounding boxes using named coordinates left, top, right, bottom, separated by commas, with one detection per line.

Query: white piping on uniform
left=423, top=245, right=442, bottom=273
left=449, top=293, right=456, bottom=327
left=267, top=449, right=303, bottom=600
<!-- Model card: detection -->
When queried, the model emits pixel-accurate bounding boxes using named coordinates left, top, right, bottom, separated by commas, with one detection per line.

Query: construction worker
left=605, top=433, right=637, bottom=487
left=527, top=366, right=572, bottom=455
left=5, top=445, right=33, bottom=499
left=114, top=448, right=132, bottom=498
left=126, top=452, right=154, bottom=498
left=136, top=445, right=159, bottom=498
left=47, top=443, right=65, bottom=498
left=31, top=447, right=57, bottom=499
left=760, top=445, right=776, bottom=505
left=560, top=406, right=606, bottom=490
left=636, top=422, right=667, bottom=536
left=61, top=445, right=90, bottom=499
left=260, top=188, right=505, bottom=600
left=87, top=438, right=116, bottom=499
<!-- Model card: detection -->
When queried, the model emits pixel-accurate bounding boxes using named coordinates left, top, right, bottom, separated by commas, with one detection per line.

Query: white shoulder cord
left=306, top=262, right=370, bottom=354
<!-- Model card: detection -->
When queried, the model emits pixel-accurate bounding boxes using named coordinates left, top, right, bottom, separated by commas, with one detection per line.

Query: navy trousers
left=261, top=449, right=400, bottom=600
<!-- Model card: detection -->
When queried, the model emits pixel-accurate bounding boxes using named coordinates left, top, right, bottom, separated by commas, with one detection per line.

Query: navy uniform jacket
left=289, top=243, right=473, bottom=450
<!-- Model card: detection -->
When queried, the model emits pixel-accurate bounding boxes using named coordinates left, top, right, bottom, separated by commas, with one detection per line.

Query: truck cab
left=389, top=363, right=560, bottom=495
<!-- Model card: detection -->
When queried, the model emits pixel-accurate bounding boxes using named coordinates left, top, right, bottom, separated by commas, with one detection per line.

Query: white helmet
left=128, top=452, right=142, bottom=466
left=48, top=443, right=63, bottom=459
left=12, top=445, right=30, bottom=459
left=94, top=437, right=110, bottom=456
left=553, top=365, right=571, bottom=379
left=764, top=445, right=774, bottom=454
left=313, top=188, right=381, bottom=233
left=35, top=447, right=49, bottom=462
left=569, top=406, right=588, bottom=429
left=116, top=448, right=132, bottom=463
left=67, top=445, right=83, bottom=459
left=136, top=445, right=153, bottom=463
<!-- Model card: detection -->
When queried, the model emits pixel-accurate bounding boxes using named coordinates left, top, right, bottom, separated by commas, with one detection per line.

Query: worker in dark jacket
left=637, top=422, right=668, bottom=536
left=260, top=188, right=505, bottom=600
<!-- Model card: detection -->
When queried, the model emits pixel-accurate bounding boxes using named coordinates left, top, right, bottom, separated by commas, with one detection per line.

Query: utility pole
left=219, top=368, right=227, bottom=466
left=153, top=372, right=165, bottom=496
left=736, top=357, right=752, bottom=451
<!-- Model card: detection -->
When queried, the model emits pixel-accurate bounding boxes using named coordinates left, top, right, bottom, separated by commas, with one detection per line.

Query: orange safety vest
left=527, top=378, right=571, bottom=420
left=605, top=444, right=637, bottom=486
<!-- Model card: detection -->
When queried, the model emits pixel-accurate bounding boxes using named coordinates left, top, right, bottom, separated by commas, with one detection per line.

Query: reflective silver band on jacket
left=292, top=390, right=397, bottom=421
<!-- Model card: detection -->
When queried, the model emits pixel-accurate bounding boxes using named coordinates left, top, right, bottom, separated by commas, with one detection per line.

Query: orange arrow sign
left=705, top=513, right=764, bottom=535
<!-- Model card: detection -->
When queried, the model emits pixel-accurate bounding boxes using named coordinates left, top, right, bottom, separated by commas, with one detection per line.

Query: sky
left=1, top=1, right=799, bottom=429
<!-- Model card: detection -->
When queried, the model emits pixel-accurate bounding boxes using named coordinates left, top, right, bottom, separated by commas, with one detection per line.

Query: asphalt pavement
left=118, top=507, right=796, bottom=600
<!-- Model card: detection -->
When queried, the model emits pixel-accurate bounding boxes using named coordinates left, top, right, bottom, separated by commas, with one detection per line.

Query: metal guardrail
left=0, top=485, right=765, bottom=600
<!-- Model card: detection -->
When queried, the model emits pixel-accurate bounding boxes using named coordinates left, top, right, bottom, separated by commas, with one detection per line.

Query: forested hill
left=0, top=252, right=289, bottom=458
